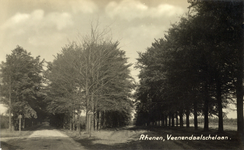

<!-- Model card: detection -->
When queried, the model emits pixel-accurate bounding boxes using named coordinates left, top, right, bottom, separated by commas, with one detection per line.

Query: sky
left=0, top=0, right=238, bottom=118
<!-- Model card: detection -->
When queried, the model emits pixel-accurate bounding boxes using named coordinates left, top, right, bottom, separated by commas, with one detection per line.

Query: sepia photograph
left=0, top=0, right=243, bottom=149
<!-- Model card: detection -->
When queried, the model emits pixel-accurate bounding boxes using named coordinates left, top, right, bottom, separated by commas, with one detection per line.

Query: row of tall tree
left=0, top=26, right=134, bottom=133
left=135, top=0, right=243, bottom=133
left=44, top=26, right=134, bottom=134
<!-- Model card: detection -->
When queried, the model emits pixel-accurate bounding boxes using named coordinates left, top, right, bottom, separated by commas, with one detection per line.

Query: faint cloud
left=151, top=4, right=184, bottom=17
left=1, top=9, right=73, bottom=32
left=31, top=9, right=45, bottom=21
left=10, top=13, right=30, bottom=24
left=1, top=12, right=30, bottom=30
left=0, top=9, right=73, bottom=51
left=124, top=24, right=166, bottom=41
left=45, top=12, right=73, bottom=30
left=105, top=0, right=184, bottom=21
left=69, top=0, right=98, bottom=14
left=106, top=0, right=148, bottom=21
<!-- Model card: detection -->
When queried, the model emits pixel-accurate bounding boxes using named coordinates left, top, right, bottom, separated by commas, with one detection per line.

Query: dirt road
left=1, top=124, right=85, bottom=150
left=1, top=124, right=242, bottom=150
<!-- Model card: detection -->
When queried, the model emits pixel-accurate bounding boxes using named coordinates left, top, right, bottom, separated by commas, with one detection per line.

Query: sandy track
left=1, top=124, right=85, bottom=150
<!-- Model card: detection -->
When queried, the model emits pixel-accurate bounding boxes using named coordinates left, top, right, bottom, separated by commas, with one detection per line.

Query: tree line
left=0, top=25, right=134, bottom=133
left=134, top=0, right=243, bottom=134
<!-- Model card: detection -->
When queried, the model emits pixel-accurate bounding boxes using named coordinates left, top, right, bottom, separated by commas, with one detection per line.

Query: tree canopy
left=134, top=0, right=243, bottom=133
left=44, top=26, right=134, bottom=132
left=0, top=46, right=45, bottom=130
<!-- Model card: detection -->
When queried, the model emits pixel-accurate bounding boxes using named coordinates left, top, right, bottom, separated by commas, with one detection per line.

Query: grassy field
left=192, top=118, right=237, bottom=131
left=191, top=123, right=237, bottom=131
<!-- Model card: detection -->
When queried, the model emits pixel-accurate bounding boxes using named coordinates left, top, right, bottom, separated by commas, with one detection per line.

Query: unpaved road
left=1, top=124, right=242, bottom=150
left=1, top=124, right=85, bottom=150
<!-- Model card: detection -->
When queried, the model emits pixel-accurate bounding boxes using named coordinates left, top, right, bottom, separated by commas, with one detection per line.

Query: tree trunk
left=91, top=93, right=94, bottom=132
left=162, top=114, right=164, bottom=127
left=70, top=116, right=72, bottom=131
left=86, top=106, right=89, bottom=132
left=236, top=2, right=243, bottom=133
left=9, top=77, right=12, bottom=132
left=175, top=112, right=178, bottom=127
left=85, top=59, right=89, bottom=132
left=171, top=113, right=174, bottom=127
left=88, top=113, right=91, bottom=137
left=186, top=109, right=190, bottom=128
left=103, top=111, right=106, bottom=128
left=101, top=111, right=103, bottom=128
left=217, top=80, right=223, bottom=132
left=22, top=116, right=25, bottom=129
left=96, top=111, right=98, bottom=130
left=165, top=115, right=167, bottom=127
left=194, top=99, right=198, bottom=130
left=179, top=110, right=183, bottom=127
left=94, top=111, right=97, bottom=131
left=204, top=84, right=209, bottom=131
left=73, top=110, right=76, bottom=131
left=98, top=111, right=101, bottom=130
left=19, top=117, right=21, bottom=132
left=77, top=111, right=80, bottom=133
left=168, top=114, right=171, bottom=127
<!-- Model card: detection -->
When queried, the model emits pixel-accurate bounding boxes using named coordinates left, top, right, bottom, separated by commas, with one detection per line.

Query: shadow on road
left=1, top=141, right=23, bottom=150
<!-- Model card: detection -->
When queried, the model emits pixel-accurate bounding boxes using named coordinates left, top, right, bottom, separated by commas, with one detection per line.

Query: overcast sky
left=0, top=0, right=190, bottom=79
left=0, top=0, right=237, bottom=118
